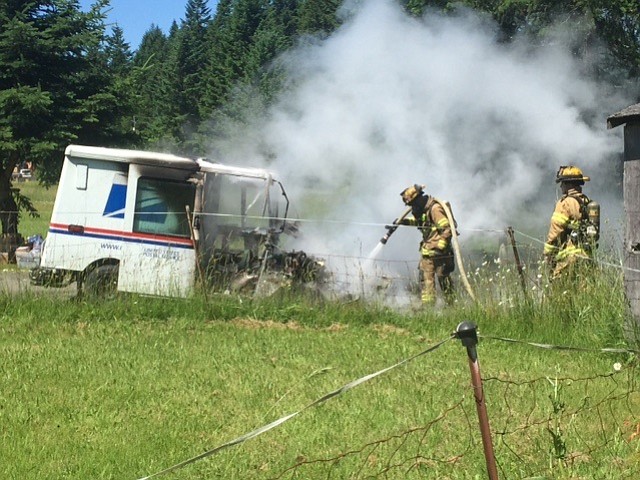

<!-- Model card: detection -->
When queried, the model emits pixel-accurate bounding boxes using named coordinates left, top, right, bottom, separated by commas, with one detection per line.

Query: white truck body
left=38, top=145, right=288, bottom=297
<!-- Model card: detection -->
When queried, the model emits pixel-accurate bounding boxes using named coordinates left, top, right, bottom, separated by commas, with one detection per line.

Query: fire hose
left=436, top=199, right=476, bottom=302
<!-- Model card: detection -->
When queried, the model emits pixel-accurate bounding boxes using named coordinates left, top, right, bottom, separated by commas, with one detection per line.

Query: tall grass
left=1, top=183, right=638, bottom=479
left=1, top=259, right=638, bottom=479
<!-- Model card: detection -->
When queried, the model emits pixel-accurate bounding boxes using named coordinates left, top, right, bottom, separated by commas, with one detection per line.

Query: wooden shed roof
left=607, top=103, right=640, bottom=129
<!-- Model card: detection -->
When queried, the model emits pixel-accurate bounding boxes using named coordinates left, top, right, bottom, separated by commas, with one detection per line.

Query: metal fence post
left=455, top=321, right=499, bottom=479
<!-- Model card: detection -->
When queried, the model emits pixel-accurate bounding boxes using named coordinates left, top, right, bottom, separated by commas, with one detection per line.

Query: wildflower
left=613, top=362, right=622, bottom=372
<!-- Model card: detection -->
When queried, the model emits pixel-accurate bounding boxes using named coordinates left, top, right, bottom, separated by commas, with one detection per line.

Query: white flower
left=613, top=362, right=622, bottom=372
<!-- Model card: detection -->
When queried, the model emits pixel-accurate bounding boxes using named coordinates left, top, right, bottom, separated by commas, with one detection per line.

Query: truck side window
left=133, top=178, right=195, bottom=237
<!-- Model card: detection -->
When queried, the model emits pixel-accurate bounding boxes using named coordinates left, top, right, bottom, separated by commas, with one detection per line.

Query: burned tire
left=84, top=264, right=119, bottom=298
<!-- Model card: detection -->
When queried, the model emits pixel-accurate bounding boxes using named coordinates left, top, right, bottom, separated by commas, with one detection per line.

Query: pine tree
left=175, top=0, right=212, bottom=150
left=0, top=0, right=119, bottom=235
left=133, top=25, right=183, bottom=146
left=105, top=24, right=133, bottom=76
left=225, top=0, right=270, bottom=79
left=75, top=22, right=139, bottom=148
left=297, top=0, right=341, bottom=37
left=201, top=0, right=235, bottom=115
left=245, top=0, right=299, bottom=103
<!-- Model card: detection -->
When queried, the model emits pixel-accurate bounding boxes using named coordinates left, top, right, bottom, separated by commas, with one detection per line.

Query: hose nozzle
left=380, top=225, right=398, bottom=245
left=379, top=207, right=411, bottom=246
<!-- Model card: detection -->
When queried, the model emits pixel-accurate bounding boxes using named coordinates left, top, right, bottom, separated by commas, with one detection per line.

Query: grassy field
left=12, top=179, right=57, bottom=239
left=1, top=271, right=639, bottom=479
left=1, top=183, right=639, bottom=479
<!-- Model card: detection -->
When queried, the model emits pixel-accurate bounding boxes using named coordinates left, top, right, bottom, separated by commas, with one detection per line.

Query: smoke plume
left=210, top=0, right=632, bottom=301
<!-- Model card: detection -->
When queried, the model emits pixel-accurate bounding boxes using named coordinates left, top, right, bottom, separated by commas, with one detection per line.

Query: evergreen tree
left=402, top=0, right=452, bottom=18
left=75, top=22, right=139, bottom=148
left=201, top=0, right=235, bottom=114
left=133, top=25, right=183, bottom=146
left=160, top=21, right=188, bottom=148
left=105, top=24, right=133, bottom=76
left=198, top=0, right=271, bottom=153
left=245, top=0, right=299, bottom=103
left=273, top=0, right=301, bottom=39
left=225, top=0, right=270, bottom=79
left=175, top=0, right=212, bottom=151
left=297, top=0, right=341, bottom=37
left=0, top=0, right=118, bottom=235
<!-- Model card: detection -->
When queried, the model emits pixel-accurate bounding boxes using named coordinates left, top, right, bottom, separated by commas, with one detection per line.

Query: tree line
left=1, top=0, right=639, bottom=235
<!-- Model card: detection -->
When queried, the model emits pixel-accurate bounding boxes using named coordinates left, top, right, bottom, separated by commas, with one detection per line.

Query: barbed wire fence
left=2, top=209, right=636, bottom=327
left=136, top=325, right=639, bottom=480
left=0, top=208, right=634, bottom=316
left=2, top=210, right=639, bottom=477
left=271, top=367, right=639, bottom=479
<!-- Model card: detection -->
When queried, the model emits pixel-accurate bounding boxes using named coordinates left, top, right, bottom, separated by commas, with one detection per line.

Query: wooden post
left=608, top=106, right=640, bottom=341
left=623, top=125, right=640, bottom=338
left=186, top=206, right=207, bottom=300
left=506, top=226, right=527, bottom=296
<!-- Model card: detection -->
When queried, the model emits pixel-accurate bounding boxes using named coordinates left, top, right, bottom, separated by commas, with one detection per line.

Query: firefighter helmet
left=555, top=165, right=590, bottom=184
left=400, top=184, right=425, bottom=205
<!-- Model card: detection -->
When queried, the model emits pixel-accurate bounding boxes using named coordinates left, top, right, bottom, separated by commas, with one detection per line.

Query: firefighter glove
left=421, top=245, right=436, bottom=257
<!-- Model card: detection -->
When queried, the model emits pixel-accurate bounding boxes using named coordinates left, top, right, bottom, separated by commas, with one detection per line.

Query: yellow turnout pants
left=419, top=252, right=455, bottom=305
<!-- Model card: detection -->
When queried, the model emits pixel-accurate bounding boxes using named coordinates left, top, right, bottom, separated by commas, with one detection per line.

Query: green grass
left=2, top=183, right=639, bottom=479
left=13, top=179, right=57, bottom=239
left=1, top=274, right=639, bottom=479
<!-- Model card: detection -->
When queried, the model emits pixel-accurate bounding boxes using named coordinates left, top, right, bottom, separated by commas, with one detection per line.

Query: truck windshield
left=133, top=178, right=195, bottom=237
left=204, top=174, right=282, bottom=231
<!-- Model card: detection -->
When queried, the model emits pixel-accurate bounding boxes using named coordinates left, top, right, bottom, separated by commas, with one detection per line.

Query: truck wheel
left=84, top=264, right=119, bottom=298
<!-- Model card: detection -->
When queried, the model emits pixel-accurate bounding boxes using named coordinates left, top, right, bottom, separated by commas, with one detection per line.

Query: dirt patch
left=0, top=270, right=32, bottom=294
left=0, top=269, right=76, bottom=298
left=226, top=318, right=413, bottom=337
left=325, top=323, right=348, bottom=332
left=230, top=318, right=305, bottom=330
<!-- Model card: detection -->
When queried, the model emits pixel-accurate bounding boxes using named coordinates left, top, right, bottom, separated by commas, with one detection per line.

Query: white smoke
left=210, top=0, right=630, bottom=301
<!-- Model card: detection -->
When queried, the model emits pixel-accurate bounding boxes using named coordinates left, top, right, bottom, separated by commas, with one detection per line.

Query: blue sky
left=79, top=1, right=218, bottom=50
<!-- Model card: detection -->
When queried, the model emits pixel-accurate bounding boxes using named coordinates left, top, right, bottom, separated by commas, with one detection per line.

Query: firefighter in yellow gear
left=544, top=165, right=596, bottom=279
left=397, top=184, right=455, bottom=305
